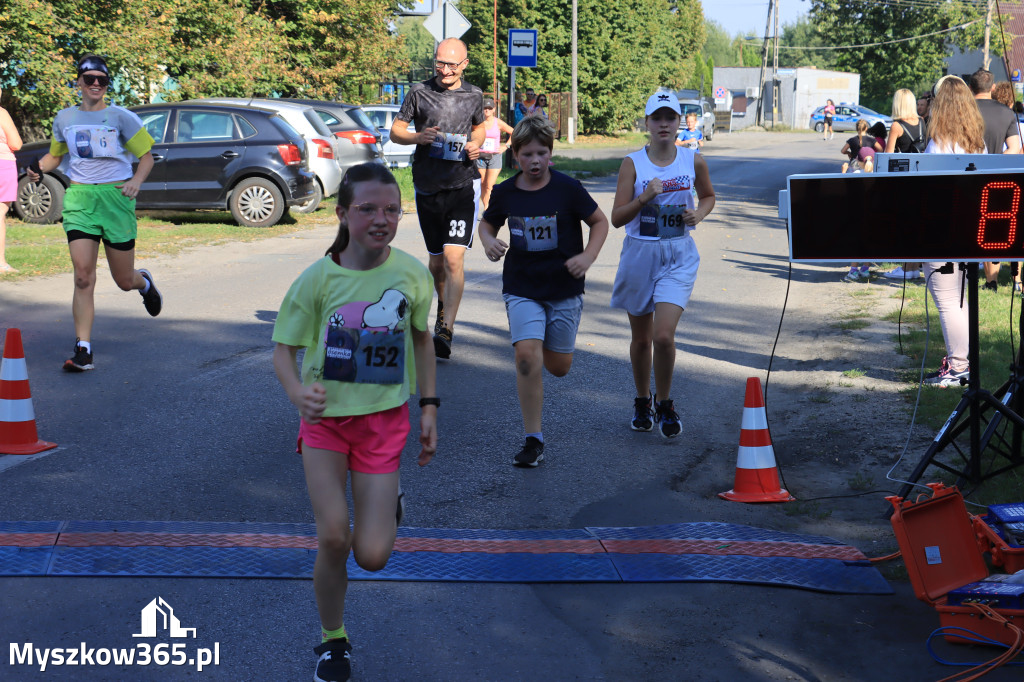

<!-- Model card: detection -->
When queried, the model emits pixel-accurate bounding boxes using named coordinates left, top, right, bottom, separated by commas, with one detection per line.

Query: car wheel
left=230, top=177, right=285, bottom=228
left=813, top=122, right=824, bottom=133
left=14, top=174, right=64, bottom=224
left=291, top=180, right=323, bottom=214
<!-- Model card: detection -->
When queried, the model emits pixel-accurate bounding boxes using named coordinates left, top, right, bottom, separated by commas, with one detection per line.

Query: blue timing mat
left=0, top=520, right=892, bottom=595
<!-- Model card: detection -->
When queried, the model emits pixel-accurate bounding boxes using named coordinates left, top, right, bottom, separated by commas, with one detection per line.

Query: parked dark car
left=280, top=99, right=385, bottom=172
left=14, top=102, right=315, bottom=228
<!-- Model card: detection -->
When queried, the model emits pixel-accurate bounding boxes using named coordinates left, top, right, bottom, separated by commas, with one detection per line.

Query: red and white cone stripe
left=719, top=377, right=793, bottom=503
left=0, top=328, right=57, bottom=455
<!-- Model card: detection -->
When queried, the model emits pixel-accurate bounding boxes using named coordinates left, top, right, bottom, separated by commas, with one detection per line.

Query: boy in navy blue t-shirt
left=477, top=116, right=609, bottom=467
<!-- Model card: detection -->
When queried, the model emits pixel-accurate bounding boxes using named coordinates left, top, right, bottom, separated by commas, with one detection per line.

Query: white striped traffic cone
left=0, top=328, right=57, bottom=455
left=719, top=377, right=793, bottom=503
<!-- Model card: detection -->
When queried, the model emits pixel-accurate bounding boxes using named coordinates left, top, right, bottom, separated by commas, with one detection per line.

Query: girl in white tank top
left=609, top=91, right=716, bottom=440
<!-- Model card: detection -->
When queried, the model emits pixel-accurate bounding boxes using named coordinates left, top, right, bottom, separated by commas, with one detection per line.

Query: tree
left=0, top=0, right=410, bottom=133
left=809, top=0, right=986, bottom=111
left=703, top=20, right=741, bottom=67
left=777, top=16, right=838, bottom=70
left=456, top=0, right=705, bottom=133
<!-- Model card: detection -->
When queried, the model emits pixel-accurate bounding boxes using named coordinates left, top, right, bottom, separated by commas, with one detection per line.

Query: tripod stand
left=896, top=262, right=1024, bottom=500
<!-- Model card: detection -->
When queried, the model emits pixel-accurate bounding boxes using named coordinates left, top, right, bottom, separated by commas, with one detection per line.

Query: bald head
left=436, top=39, right=468, bottom=62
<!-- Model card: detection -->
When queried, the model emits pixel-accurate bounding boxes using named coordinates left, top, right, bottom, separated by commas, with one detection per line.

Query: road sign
left=1013, top=69, right=1022, bottom=83
left=508, top=29, right=538, bottom=68
left=398, top=0, right=433, bottom=16
left=423, top=1, right=471, bottom=42
left=714, top=87, right=726, bottom=99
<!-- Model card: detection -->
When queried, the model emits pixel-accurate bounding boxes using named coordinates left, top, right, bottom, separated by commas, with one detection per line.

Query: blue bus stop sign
left=508, top=29, right=538, bottom=68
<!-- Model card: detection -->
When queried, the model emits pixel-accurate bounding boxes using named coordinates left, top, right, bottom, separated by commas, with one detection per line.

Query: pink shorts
left=0, top=160, right=16, bottom=203
left=296, top=403, right=410, bottom=474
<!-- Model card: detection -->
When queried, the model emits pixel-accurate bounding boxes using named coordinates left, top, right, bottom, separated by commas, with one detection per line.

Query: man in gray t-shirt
left=391, top=38, right=486, bottom=359
left=970, top=68, right=1021, bottom=289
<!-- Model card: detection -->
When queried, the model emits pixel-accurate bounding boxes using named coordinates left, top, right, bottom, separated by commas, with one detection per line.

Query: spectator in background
left=991, top=81, right=1023, bottom=293
left=0, top=86, right=22, bottom=273
left=530, top=94, right=549, bottom=118
left=970, top=69, right=1020, bottom=292
left=922, top=75, right=985, bottom=387
left=882, top=88, right=927, bottom=281
left=516, top=89, right=536, bottom=125
left=840, top=119, right=881, bottom=171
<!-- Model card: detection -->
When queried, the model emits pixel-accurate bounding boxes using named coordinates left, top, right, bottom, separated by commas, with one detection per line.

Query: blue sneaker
left=655, top=399, right=682, bottom=438
left=631, top=393, right=654, bottom=432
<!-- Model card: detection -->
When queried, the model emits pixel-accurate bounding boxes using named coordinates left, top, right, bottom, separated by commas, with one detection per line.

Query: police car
left=809, top=103, right=891, bottom=133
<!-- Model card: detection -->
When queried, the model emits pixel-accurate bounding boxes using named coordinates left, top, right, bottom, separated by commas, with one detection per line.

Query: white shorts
left=610, top=235, right=700, bottom=315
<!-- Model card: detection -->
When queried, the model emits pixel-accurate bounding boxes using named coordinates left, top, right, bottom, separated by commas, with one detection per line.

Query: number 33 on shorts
left=448, top=219, right=467, bottom=238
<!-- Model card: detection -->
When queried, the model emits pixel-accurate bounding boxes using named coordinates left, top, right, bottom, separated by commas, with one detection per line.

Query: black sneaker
left=433, top=327, right=452, bottom=359
left=313, top=638, right=352, bottom=682
left=513, top=436, right=545, bottom=467
left=138, top=269, right=162, bottom=317
left=984, top=280, right=998, bottom=292
left=433, top=301, right=445, bottom=336
left=396, top=486, right=405, bottom=526
left=631, top=393, right=654, bottom=431
left=655, top=399, right=682, bottom=439
left=62, top=339, right=94, bottom=372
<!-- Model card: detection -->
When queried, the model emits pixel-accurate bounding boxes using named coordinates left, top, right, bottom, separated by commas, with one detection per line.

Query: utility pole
left=570, top=0, right=578, bottom=143
left=772, top=0, right=780, bottom=130
left=754, top=0, right=773, bottom=127
left=983, top=0, right=993, bottom=71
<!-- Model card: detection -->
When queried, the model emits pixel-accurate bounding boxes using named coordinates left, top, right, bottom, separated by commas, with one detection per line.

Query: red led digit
left=977, top=181, right=1020, bottom=249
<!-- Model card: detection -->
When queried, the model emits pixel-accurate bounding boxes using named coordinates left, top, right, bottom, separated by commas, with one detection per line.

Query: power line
left=743, top=19, right=980, bottom=49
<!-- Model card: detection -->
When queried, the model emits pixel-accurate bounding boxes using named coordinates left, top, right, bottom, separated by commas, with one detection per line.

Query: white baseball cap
left=645, top=91, right=681, bottom=115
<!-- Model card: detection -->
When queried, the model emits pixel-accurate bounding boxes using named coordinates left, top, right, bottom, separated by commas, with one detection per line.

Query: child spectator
left=675, top=112, right=704, bottom=151
left=272, top=163, right=438, bottom=682
left=477, top=116, right=609, bottom=466
left=610, top=91, right=716, bottom=438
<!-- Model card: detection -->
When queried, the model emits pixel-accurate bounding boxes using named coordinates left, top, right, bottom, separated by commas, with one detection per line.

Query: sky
left=702, top=0, right=810, bottom=38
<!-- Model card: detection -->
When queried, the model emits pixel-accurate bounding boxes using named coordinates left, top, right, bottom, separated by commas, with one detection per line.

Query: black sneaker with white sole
left=513, top=436, right=545, bottom=467
left=655, top=399, right=682, bottom=438
left=433, top=327, right=453, bottom=359
left=631, top=393, right=654, bottom=431
left=62, top=339, right=94, bottom=372
left=313, top=638, right=352, bottom=682
left=138, top=269, right=162, bottom=317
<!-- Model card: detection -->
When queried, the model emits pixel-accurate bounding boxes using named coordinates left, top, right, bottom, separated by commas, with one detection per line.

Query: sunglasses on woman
left=81, top=75, right=110, bottom=87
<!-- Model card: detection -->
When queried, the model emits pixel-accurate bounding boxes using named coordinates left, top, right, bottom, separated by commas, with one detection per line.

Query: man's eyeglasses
left=351, top=203, right=403, bottom=220
left=82, top=75, right=110, bottom=87
left=435, top=59, right=466, bottom=73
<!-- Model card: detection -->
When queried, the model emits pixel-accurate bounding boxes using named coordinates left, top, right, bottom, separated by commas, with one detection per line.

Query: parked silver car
left=194, top=98, right=343, bottom=213
left=360, top=104, right=416, bottom=168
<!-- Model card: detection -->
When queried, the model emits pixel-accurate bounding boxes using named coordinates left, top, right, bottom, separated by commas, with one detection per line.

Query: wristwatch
left=419, top=397, right=441, bottom=408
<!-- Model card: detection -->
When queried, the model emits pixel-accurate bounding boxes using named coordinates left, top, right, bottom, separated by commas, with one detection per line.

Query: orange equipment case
left=974, top=513, right=1024, bottom=575
left=888, top=483, right=1024, bottom=646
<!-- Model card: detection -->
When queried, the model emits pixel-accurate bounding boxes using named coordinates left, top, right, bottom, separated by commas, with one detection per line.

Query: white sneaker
left=842, top=269, right=865, bottom=282
left=883, top=266, right=907, bottom=279
left=905, top=270, right=921, bottom=279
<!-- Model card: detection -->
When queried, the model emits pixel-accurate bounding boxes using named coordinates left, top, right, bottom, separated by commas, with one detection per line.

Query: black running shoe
left=62, top=339, right=94, bottom=372
left=631, top=393, right=654, bottom=432
left=433, top=327, right=452, bottom=359
left=513, top=436, right=545, bottom=467
left=139, top=269, right=162, bottom=317
left=655, top=399, right=682, bottom=439
left=433, top=301, right=445, bottom=336
left=313, top=638, right=352, bottom=682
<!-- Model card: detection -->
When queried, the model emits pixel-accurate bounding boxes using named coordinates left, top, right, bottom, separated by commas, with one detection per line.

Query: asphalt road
left=1, top=132, right=1017, bottom=681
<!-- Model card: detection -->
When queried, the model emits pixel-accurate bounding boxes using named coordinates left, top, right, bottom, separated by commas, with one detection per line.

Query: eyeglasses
left=82, top=75, right=110, bottom=87
left=351, top=203, right=403, bottom=220
left=435, top=59, right=466, bottom=73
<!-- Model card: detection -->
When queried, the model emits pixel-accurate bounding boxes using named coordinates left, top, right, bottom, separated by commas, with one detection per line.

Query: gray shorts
left=610, top=235, right=700, bottom=315
left=477, top=153, right=502, bottom=170
left=502, top=293, right=584, bottom=353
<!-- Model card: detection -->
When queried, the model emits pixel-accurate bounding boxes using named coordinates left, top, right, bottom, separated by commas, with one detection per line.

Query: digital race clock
left=786, top=170, right=1024, bottom=262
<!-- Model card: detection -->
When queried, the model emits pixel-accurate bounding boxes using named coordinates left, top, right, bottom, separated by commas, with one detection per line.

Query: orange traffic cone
left=0, top=328, right=57, bottom=455
left=719, top=377, right=793, bottom=503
